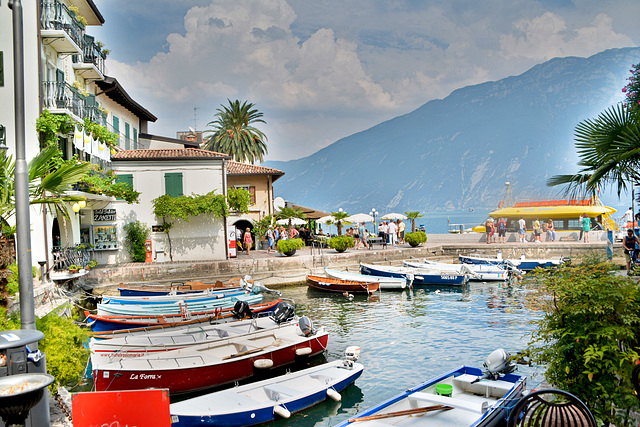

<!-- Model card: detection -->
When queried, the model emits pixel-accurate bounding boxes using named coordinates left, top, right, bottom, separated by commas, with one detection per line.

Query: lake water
left=268, top=280, right=545, bottom=426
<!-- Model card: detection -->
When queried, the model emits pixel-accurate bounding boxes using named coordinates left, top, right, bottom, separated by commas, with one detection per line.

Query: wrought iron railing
left=42, top=81, right=87, bottom=118
left=72, top=35, right=107, bottom=76
left=51, top=246, right=91, bottom=271
left=39, top=0, right=84, bottom=49
left=86, top=105, right=108, bottom=127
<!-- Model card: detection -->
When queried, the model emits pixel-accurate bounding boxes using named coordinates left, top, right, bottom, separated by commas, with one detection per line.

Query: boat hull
left=335, top=365, right=525, bottom=427
left=360, top=263, right=467, bottom=286
left=459, top=254, right=564, bottom=272
left=118, top=278, right=245, bottom=296
left=87, top=299, right=280, bottom=333
left=404, top=260, right=510, bottom=281
left=306, top=275, right=379, bottom=294
left=324, top=268, right=408, bottom=289
left=93, top=330, right=330, bottom=395
left=170, top=360, right=364, bottom=426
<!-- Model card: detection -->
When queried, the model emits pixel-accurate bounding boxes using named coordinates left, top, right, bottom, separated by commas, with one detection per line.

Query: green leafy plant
left=226, top=187, right=251, bottom=213
left=405, top=231, right=427, bottom=247
left=6, top=263, right=20, bottom=295
left=123, top=221, right=150, bottom=262
left=35, top=110, right=74, bottom=147
left=276, top=238, right=304, bottom=255
left=526, top=263, right=640, bottom=426
left=328, top=236, right=354, bottom=252
left=253, top=215, right=273, bottom=242
left=276, top=207, right=307, bottom=229
left=87, top=260, right=98, bottom=269
left=76, top=164, right=140, bottom=203
left=36, top=311, right=90, bottom=393
left=404, top=211, right=424, bottom=233
left=330, top=211, right=349, bottom=236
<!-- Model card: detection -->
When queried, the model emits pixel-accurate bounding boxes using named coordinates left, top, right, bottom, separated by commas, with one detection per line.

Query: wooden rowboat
left=306, top=275, right=379, bottom=295
left=92, top=319, right=329, bottom=395
left=86, top=299, right=281, bottom=333
left=118, top=277, right=246, bottom=297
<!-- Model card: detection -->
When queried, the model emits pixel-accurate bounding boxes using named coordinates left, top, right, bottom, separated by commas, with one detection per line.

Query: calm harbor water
left=268, top=281, right=545, bottom=426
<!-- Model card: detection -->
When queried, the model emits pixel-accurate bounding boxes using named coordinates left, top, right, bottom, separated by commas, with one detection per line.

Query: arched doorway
left=232, top=219, right=254, bottom=251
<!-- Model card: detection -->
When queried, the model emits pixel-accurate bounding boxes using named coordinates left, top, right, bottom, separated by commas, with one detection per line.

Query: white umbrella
left=317, top=215, right=335, bottom=224
left=346, top=213, right=374, bottom=223
left=276, top=218, right=306, bottom=226
left=382, top=212, right=407, bottom=220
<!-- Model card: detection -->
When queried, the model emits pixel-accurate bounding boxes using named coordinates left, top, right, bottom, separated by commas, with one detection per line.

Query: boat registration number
left=441, top=275, right=457, bottom=280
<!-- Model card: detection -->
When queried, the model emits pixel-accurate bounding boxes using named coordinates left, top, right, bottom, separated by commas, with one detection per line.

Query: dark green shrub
left=526, top=263, right=640, bottom=425
left=277, top=238, right=304, bottom=255
left=123, top=221, right=150, bottom=262
left=405, top=231, right=427, bottom=247
left=328, top=236, right=354, bottom=252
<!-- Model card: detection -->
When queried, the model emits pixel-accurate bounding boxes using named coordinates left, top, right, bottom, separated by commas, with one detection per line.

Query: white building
left=108, top=148, right=231, bottom=263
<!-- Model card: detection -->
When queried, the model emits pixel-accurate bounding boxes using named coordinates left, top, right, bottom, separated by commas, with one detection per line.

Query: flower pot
left=68, top=269, right=79, bottom=274
left=409, top=242, right=420, bottom=247
left=283, top=249, right=296, bottom=257
left=335, top=248, right=346, bottom=253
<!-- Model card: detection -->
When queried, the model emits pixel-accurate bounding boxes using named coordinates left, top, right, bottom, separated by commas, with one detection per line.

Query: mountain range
left=265, top=47, right=640, bottom=214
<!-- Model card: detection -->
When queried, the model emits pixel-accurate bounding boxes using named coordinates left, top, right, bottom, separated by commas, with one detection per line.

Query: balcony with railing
left=39, top=0, right=84, bottom=55
left=73, top=35, right=106, bottom=80
left=43, top=81, right=87, bottom=119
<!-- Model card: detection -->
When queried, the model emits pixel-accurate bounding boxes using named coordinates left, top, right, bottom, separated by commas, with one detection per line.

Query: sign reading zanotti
left=94, top=209, right=116, bottom=221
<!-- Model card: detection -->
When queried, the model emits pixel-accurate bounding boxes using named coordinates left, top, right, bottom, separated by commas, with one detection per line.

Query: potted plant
left=405, top=231, right=427, bottom=247
left=253, top=215, right=273, bottom=251
left=277, top=238, right=304, bottom=256
left=328, top=236, right=354, bottom=253
left=86, top=260, right=98, bottom=270
left=68, top=264, right=80, bottom=274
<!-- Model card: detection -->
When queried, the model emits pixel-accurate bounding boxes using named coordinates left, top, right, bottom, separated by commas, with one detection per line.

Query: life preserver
left=498, top=201, right=504, bottom=209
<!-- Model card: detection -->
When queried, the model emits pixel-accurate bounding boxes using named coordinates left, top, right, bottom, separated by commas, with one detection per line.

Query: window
left=115, top=174, right=133, bottom=200
left=125, top=123, right=130, bottom=150
left=133, top=128, right=138, bottom=149
left=165, top=173, right=183, bottom=197
left=113, top=116, right=120, bottom=147
left=234, top=185, right=256, bottom=205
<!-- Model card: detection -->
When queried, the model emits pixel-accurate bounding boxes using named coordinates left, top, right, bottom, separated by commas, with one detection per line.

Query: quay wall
left=79, top=233, right=618, bottom=293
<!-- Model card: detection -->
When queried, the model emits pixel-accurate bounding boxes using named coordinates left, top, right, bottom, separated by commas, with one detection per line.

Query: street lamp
left=371, top=208, right=377, bottom=234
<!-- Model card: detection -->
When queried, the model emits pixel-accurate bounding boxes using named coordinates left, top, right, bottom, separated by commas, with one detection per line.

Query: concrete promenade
left=77, top=232, right=619, bottom=293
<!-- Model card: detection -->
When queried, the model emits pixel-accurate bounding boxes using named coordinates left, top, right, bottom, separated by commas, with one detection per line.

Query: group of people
left=345, top=222, right=372, bottom=249
left=377, top=220, right=405, bottom=245
left=484, top=217, right=560, bottom=243
left=237, top=224, right=310, bottom=255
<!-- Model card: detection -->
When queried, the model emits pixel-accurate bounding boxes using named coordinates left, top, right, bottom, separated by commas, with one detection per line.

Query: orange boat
left=306, top=275, right=379, bottom=295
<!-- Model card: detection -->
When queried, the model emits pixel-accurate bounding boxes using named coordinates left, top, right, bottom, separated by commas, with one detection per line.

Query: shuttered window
left=249, top=186, right=256, bottom=205
left=112, top=116, right=120, bottom=147
left=115, top=174, right=133, bottom=200
left=124, top=123, right=131, bottom=150
left=165, top=173, right=183, bottom=197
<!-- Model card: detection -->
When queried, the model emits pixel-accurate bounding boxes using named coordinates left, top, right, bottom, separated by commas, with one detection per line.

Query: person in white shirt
left=388, top=221, right=398, bottom=245
left=518, top=217, right=527, bottom=243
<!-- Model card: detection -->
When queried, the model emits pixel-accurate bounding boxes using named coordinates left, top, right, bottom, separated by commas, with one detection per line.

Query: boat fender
left=498, top=201, right=504, bottom=209
left=327, top=388, right=341, bottom=402
left=254, top=359, right=274, bottom=369
left=295, top=347, right=312, bottom=356
left=274, top=405, right=291, bottom=419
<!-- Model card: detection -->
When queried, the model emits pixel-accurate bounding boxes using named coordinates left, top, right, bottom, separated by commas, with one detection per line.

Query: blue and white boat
left=459, top=254, right=567, bottom=272
left=96, top=293, right=263, bottom=317
left=324, top=268, right=409, bottom=289
left=103, top=288, right=245, bottom=305
left=169, top=347, right=364, bottom=426
left=360, top=263, right=467, bottom=286
left=336, top=349, right=526, bottom=427
left=403, top=260, right=514, bottom=281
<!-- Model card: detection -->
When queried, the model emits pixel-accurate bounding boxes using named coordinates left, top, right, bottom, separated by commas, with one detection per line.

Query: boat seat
left=409, top=392, right=489, bottom=414
left=264, top=383, right=299, bottom=401
left=453, top=374, right=514, bottom=397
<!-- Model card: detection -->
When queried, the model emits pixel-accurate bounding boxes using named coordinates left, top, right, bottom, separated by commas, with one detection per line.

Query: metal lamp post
left=370, top=209, right=377, bottom=234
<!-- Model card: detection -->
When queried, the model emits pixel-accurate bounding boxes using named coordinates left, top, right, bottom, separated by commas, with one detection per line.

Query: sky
left=91, top=0, right=640, bottom=162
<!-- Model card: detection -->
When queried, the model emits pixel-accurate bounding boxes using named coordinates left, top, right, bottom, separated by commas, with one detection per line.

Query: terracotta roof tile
left=111, top=148, right=230, bottom=160
left=227, top=161, right=284, bottom=176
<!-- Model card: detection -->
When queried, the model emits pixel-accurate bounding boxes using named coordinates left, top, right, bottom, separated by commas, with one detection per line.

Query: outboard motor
left=271, top=303, right=295, bottom=324
left=472, top=348, right=516, bottom=383
left=561, top=256, right=571, bottom=266
left=233, top=300, right=254, bottom=319
left=298, top=316, right=314, bottom=337
left=342, top=346, right=361, bottom=369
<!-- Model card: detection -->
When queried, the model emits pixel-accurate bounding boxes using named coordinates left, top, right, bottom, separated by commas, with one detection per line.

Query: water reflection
left=274, top=279, right=544, bottom=425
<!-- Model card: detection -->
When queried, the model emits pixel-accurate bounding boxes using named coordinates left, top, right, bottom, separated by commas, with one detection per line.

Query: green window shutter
left=125, top=123, right=130, bottom=150
left=165, top=173, right=183, bottom=197
left=115, top=174, right=133, bottom=200
left=112, top=116, right=120, bottom=147
left=133, top=128, right=138, bottom=149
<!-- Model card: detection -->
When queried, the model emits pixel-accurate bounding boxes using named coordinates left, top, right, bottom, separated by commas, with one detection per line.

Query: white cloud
left=500, top=12, right=633, bottom=60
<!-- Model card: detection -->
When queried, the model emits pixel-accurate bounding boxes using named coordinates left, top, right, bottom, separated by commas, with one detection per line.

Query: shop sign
left=94, top=208, right=116, bottom=221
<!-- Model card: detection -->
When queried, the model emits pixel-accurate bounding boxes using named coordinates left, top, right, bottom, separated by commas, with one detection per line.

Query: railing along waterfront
left=52, top=246, right=91, bottom=271
left=39, top=0, right=84, bottom=49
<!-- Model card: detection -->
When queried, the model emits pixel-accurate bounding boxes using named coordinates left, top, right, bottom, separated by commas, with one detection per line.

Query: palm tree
left=276, top=207, right=306, bottom=229
left=331, top=211, right=350, bottom=236
left=404, top=211, right=424, bottom=232
left=203, top=99, right=268, bottom=164
left=0, top=145, right=90, bottom=224
left=547, top=104, right=640, bottom=197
